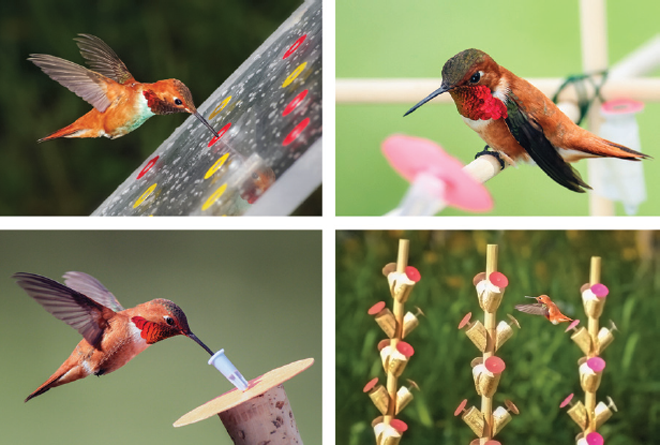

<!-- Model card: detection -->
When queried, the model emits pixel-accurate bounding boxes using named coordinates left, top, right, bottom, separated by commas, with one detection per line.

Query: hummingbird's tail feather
left=25, top=357, right=88, bottom=402
left=566, top=134, right=652, bottom=161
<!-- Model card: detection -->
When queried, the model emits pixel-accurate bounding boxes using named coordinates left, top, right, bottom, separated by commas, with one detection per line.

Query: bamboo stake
left=367, top=239, right=422, bottom=444
left=585, top=257, right=602, bottom=433
left=480, top=245, right=498, bottom=443
left=385, top=239, right=409, bottom=424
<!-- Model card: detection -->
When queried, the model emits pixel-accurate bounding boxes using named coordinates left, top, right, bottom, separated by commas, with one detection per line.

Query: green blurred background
left=0, top=231, right=320, bottom=444
left=336, top=0, right=660, bottom=215
left=0, top=0, right=307, bottom=215
left=337, top=230, right=660, bottom=444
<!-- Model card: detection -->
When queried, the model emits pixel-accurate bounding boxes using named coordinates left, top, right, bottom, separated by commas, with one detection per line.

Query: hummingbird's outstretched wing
left=28, top=54, right=112, bottom=112
left=514, top=302, right=549, bottom=317
left=74, top=34, right=134, bottom=85
left=13, top=272, right=114, bottom=348
left=63, top=271, right=125, bottom=312
left=504, top=95, right=591, bottom=193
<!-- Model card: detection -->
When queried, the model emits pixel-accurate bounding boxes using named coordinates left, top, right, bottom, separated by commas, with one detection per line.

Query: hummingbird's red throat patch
left=453, top=85, right=508, bottom=121
left=132, top=316, right=161, bottom=344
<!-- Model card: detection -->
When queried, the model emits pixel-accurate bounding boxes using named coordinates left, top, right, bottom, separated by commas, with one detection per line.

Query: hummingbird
left=13, top=271, right=215, bottom=402
left=404, top=48, right=650, bottom=192
left=29, top=34, right=219, bottom=142
left=515, top=295, right=573, bottom=325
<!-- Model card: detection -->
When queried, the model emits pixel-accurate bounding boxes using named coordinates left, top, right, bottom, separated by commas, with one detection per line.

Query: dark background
left=0, top=0, right=305, bottom=215
left=337, top=230, right=660, bottom=445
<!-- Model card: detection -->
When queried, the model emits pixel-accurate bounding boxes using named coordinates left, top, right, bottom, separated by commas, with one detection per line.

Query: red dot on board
left=396, top=341, right=414, bottom=357
left=283, top=117, right=310, bottom=146
left=207, top=122, right=232, bottom=147
left=283, top=89, right=309, bottom=116
left=405, top=266, right=421, bottom=282
left=363, top=377, right=379, bottom=393
left=368, top=301, right=386, bottom=315
left=283, top=34, right=307, bottom=59
left=137, top=156, right=159, bottom=180
left=489, top=271, right=508, bottom=288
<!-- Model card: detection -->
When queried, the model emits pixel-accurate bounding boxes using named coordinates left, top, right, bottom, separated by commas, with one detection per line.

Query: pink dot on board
left=587, top=357, right=606, bottom=373
left=405, top=266, right=421, bottom=282
left=396, top=341, right=414, bottom=357
left=585, top=432, right=604, bottom=445
left=283, top=34, right=307, bottom=59
left=283, top=117, right=310, bottom=146
left=485, top=356, right=506, bottom=374
left=489, top=271, right=508, bottom=288
left=137, top=156, right=159, bottom=179
left=368, top=301, right=386, bottom=315
left=283, top=89, right=308, bottom=116
left=591, top=283, right=609, bottom=298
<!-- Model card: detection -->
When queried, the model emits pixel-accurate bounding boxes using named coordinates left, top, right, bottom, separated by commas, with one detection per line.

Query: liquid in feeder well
left=208, top=349, right=249, bottom=391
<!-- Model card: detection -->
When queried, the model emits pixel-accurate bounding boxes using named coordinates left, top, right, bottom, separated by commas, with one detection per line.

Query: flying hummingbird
left=29, top=34, right=219, bottom=142
left=404, top=48, right=650, bottom=192
left=13, top=271, right=215, bottom=402
left=515, top=295, right=573, bottom=325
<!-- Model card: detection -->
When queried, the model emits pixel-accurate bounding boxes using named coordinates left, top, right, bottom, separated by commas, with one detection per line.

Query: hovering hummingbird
left=13, top=271, right=214, bottom=402
left=29, top=34, right=219, bottom=142
left=515, top=295, right=573, bottom=325
left=404, top=48, right=650, bottom=192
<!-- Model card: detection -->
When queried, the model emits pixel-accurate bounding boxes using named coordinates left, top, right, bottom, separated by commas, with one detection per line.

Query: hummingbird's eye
left=174, top=98, right=183, bottom=106
left=251, top=172, right=259, bottom=180
left=164, top=316, right=175, bottom=326
left=470, top=72, right=481, bottom=83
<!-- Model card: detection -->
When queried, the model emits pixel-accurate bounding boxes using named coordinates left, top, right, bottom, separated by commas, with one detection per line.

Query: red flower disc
left=405, top=266, right=421, bottom=282
left=363, top=377, right=379, bottom=393
left=485, top=356, right=506, bottom=374
left=368, top=301, right=386, bottom=315
left=390, top=419, right=408, bottom=433
left=396, top=341, right=414, bottom=357
left=489, top=271, right=508, bottom=288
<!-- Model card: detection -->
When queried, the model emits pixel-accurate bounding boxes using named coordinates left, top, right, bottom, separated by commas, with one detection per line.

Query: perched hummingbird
left=515, top=295, right=573, bottom=325
left=13, top=271, right=214, bottom=402
left=29, top=34, right=219, bottom=142
left=404, top=48, right=650, bottom=192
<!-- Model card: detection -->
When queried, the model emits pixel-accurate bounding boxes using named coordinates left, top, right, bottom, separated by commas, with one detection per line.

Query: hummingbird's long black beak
left=404, top=84, right=451, bottom=117
left=187, top=332, right=215, bottom=356
left=193, top=111, right=220, bottom=138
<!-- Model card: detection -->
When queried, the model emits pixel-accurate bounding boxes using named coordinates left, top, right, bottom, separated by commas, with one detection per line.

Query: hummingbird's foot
left=475, top=146, right=506, bottom=170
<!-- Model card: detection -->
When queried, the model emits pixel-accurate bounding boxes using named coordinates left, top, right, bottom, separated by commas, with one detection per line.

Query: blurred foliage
left=0, top=0, right=302, bottom=215
left=337, top=231, right=660, bottom=445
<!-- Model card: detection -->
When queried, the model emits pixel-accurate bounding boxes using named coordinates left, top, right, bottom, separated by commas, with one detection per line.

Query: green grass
left=337, top=231, right=660, bottom=444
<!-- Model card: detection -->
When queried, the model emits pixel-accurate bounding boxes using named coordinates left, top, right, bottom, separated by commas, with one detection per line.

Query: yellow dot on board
left=282, top=62, right=307, bottom=88
left=204, top=153, right=230, bottom=180
left=209, top=96, right=232, bottom=120
left=202, top=183, right=228, bottom=211
left=133, top=183, right=157, bottom=208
